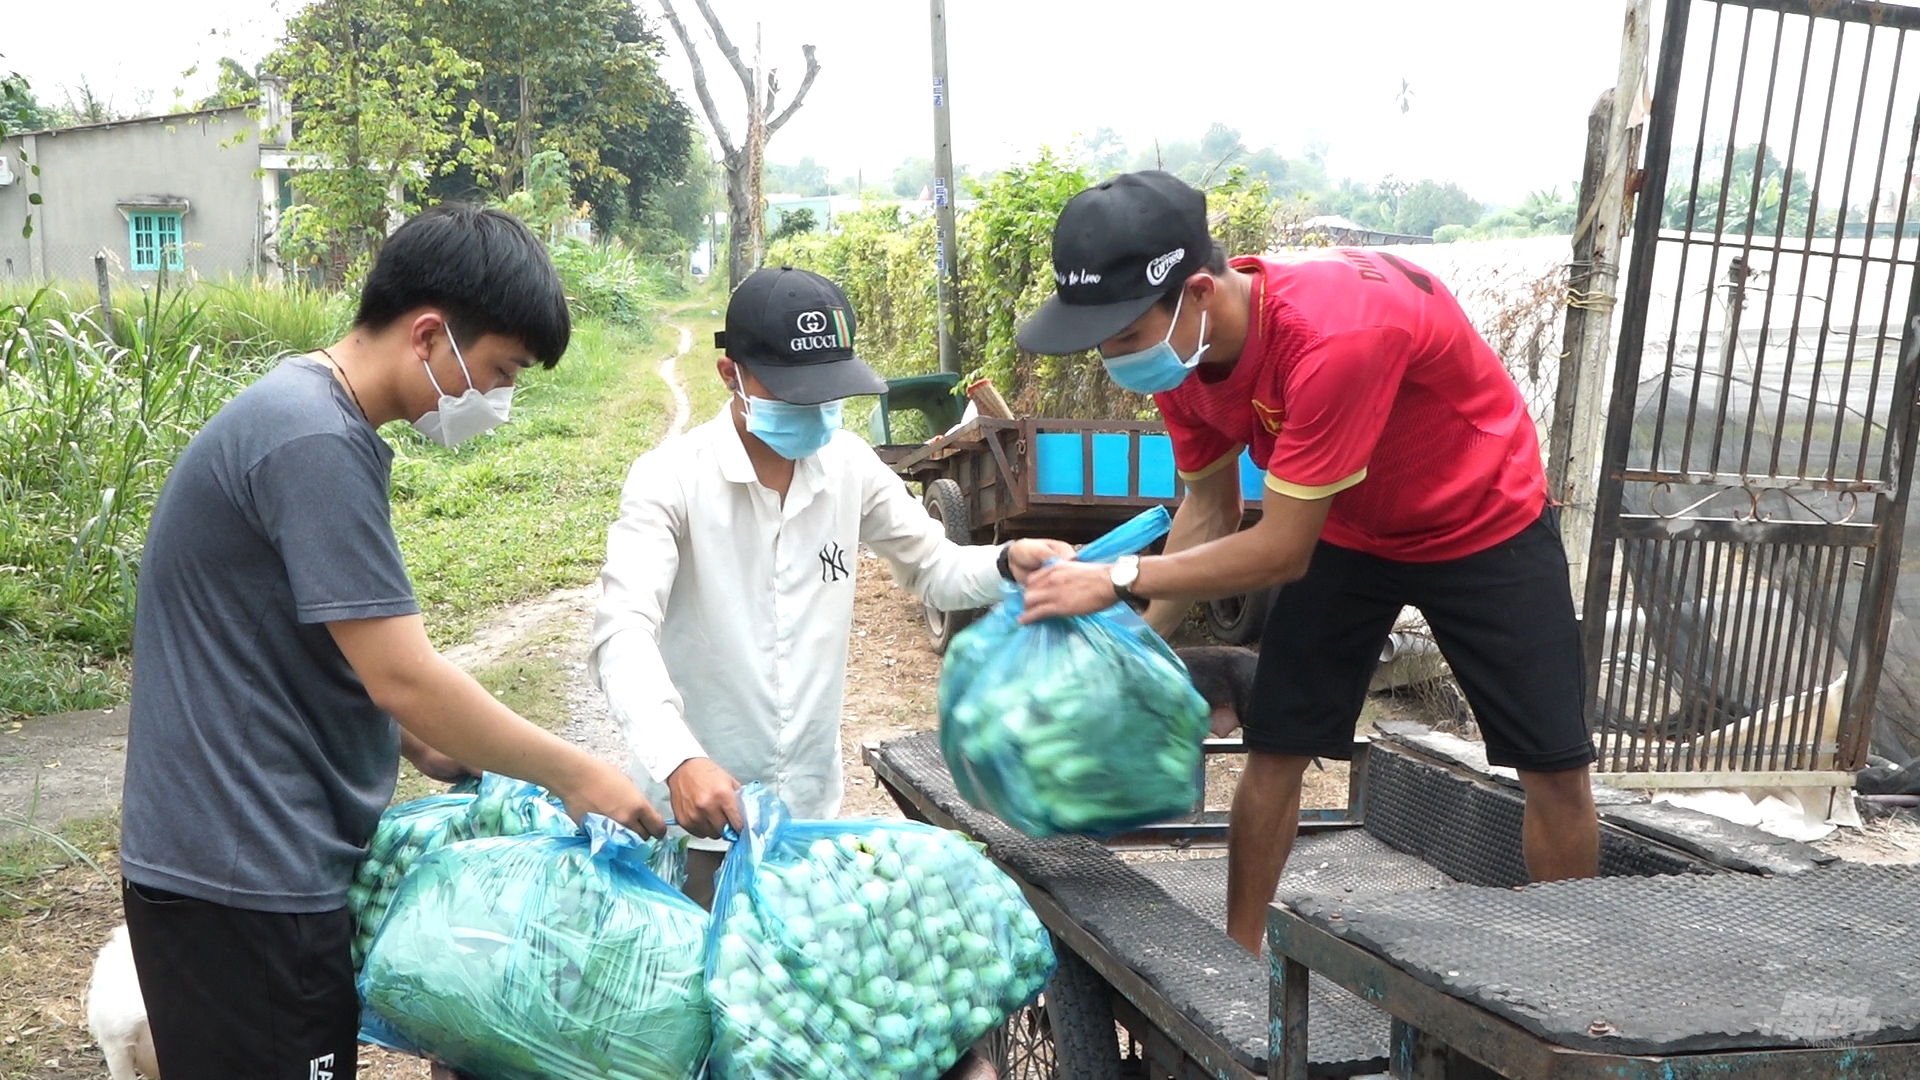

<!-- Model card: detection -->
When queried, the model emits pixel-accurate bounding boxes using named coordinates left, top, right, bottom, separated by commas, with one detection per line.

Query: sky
left=7, top=0, right=1643, bottom=206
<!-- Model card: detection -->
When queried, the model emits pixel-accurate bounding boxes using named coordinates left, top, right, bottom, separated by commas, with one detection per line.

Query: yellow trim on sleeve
left=1176, top=445, right=1247, bottom=483
left=1266, top=468, right=1368, bottom=500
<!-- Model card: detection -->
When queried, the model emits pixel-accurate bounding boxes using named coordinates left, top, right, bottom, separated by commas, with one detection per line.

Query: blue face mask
left=735, top=381, right=843, bottom=460
left=1102, top=287, right=1210, bottom=394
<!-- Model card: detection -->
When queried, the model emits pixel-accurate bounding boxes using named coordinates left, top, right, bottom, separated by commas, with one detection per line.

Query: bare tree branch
left=766, top=45, right=820, bottom=138
left=690, top=0, right=756, bottom=102
left=657, top=0, right=736, bottom=156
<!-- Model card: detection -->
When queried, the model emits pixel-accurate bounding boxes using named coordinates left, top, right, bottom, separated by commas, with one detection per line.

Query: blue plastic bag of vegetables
left=706, top=785, right=1054, bottom=1080
left=939, top=507, right=1211, bottom=837
left=359, top=816, right=712, bottom=1080
left=349, top=794, right=478, bottom=970
left=350, top=776, right=601, bottom=971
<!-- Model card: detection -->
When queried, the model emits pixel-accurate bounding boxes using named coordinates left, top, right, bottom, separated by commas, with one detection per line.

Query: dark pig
left=1176, top=646, right=1260, bottom=738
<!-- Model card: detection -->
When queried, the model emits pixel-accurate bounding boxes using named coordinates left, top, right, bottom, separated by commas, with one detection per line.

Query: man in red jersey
left=1016, top=171, right=1599, bottom=953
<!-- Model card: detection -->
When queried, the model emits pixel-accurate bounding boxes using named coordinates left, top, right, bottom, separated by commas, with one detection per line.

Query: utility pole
left=1560, top=0, right=1650, bottom=600
left=930, top=0, right=961, bottom=375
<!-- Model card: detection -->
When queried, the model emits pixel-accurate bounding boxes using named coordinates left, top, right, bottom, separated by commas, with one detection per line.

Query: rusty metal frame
left=1583, top=0, right=1920, bottom=777
left=1267, top=904, right=1920, bottom=1079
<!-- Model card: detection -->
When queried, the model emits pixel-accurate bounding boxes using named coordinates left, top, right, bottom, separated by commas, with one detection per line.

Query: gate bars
left=1583, top=0, right=1920, bottom=778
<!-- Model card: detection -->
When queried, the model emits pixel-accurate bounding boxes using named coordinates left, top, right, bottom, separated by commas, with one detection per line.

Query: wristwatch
left=996, top=543, right=1016, bottom=581
left=1111, top=555, right=1142, bottom=605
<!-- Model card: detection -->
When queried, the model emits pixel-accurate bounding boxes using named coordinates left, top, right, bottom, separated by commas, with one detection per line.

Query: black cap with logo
left=714, top=266, right=887, bottom=404
left=1016, top=170, right=1212, bottom=356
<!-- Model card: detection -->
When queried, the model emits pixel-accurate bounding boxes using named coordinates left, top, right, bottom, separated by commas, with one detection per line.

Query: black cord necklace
left=318, top=347, right=368, bottom=420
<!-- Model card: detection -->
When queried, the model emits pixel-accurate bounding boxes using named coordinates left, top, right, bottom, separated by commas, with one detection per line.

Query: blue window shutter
left=130, top=213, right=155, bottom=272
left=160, top=212, right=184, bottom=271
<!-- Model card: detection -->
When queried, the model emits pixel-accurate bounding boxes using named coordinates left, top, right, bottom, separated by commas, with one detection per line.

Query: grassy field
left=393, top=316, right=677, bottom=647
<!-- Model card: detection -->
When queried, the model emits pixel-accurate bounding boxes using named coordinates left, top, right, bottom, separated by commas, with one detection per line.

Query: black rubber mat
left=1361, top=743, right=1708, bottom=886
left=1373, top=721, right=1835, bottom=877
left=1129, top=831, right=1454, bottom=929
left=1288, top=864, right=1920, bottom=1055
left=875, top=732, right=1388, bottom=1075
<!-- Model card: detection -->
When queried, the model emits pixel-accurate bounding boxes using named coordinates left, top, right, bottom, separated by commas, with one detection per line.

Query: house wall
left=0, top=108, right=264, bottom=284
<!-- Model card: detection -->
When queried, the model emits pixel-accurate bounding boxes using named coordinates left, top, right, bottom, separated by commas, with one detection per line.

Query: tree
left=766, top=155, right=829, bottom=196
left=268, top=0, right=486, bottom=281
left=2, top=66, right=47, bottom=238
left=1198, top=123, right=1247, bottom=180
left=1080, top=127, right=1128, bottom=177
left=1664, top=143, right=1814, bottom=237
left=890, top=156, right=934, bottom=198
left=194, top=58, right=260, bottom=110
left=418, top=0, right=687, bottom=216
left=769, top=206, right=817, bottom=242
left=55, top=78, right=121, bottom=125
left=628, top=142, right=719, bottom=257
left=658, top=0, right=821, bottom=289
left=1515, top=187, right=1577, bottom=233
left=1394, top=179, right=1482, bottom=237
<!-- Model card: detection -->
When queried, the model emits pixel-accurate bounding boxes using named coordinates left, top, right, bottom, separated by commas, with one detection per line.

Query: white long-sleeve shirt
left=589, top=408, right=1003, bottom=822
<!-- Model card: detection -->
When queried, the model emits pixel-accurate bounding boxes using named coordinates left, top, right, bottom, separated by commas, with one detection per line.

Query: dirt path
left=661, top=324, right=694, bottom=438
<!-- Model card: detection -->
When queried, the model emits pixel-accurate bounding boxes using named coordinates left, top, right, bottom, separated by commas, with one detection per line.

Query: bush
left=548, top=239, right=668, bottom=331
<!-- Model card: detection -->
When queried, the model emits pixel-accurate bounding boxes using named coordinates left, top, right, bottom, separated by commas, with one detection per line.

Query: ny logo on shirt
left=819, top=542, right=850, bottom=583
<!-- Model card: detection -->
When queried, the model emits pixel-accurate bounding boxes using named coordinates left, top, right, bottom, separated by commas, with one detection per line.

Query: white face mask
left=410, top=330, right=513, bottom=447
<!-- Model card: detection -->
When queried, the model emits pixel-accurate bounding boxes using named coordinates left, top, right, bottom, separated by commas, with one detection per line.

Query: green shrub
left=549, top=239, right=667, bottom=331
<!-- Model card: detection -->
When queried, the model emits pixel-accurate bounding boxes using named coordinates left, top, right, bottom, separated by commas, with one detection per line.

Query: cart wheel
left=1205, top=585, right=1274, bottom=645
left=924, top=478, right=978, bottom=653
left=976, top=998, right=1055, bottom=1080
left=1041, top=950, right=1123, bottom=1080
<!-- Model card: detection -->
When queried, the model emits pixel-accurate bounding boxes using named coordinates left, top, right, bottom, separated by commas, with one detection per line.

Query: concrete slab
left=0, top=704, right=129, bottom=839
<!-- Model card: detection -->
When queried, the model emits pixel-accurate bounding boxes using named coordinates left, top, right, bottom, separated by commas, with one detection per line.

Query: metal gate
left=1584, top=0, right=1920, bottom=782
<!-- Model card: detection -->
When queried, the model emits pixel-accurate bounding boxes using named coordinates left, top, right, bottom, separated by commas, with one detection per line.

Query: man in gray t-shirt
left=119, top=204, right=664, bottom=1080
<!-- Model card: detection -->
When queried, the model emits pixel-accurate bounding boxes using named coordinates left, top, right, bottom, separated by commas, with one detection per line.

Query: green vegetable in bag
left=938, top=509, right=1209, bottom=837
left=360, top=817, right=711, bottom=1080
left=351, top=779, right=691, bottom=973
left=706, top=785, right=1054, bottom=1080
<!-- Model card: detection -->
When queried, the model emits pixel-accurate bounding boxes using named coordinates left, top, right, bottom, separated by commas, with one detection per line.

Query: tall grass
left=548, top=239, right=673, bottom=333
left=0, top=281, right=350, bottom=717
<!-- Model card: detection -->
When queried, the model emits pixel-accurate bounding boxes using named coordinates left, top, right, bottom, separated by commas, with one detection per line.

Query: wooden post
left=1549, top=91, right=1612, bottom=500
left=93, top=251, right=115, bottom=346
left=930, top=0, right=962, bottom=375
left=1560, top=0, right=1651, bottom=600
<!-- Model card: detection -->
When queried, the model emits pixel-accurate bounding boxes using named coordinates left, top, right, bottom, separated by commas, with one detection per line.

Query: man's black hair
left=355, top=203, right=571, bottom=368
left=1154, top=239, right=1230, bottom=311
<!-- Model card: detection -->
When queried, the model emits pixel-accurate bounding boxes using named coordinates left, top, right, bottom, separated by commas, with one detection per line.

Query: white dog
left=86, top=924, right=159, bottom=1079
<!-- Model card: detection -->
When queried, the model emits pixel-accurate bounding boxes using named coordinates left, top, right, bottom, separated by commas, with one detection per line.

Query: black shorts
left=122, top=879, right=360, bottom=1080
left=1245, top=509, right=1596, bottom=772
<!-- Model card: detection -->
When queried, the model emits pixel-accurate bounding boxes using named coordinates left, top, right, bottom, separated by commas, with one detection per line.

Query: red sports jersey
left=1157, top=250, right=1546, bottom=562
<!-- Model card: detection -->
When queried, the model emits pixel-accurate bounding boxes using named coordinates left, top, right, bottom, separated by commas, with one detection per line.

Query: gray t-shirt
left=120, top=355, right=419, bottom=913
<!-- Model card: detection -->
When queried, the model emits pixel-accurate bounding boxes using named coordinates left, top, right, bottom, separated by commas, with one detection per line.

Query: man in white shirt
left=590, top=266, right=1070, bottom=904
